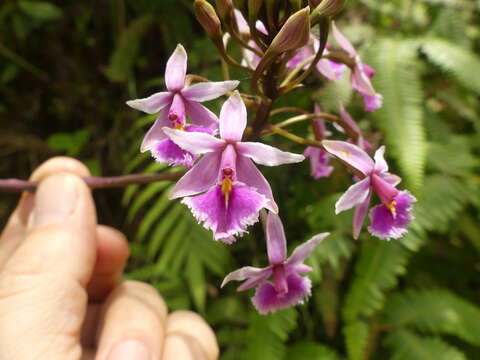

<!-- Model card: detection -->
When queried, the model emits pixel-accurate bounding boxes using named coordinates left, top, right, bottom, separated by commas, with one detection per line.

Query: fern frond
left=286, top=341, right=342, bottom=360
left=343, top=321, right=370, bottom=360
left=106, top=15, right=155, bottom=82
left=243, top=309, right=298, bottom=360
left=385, top=329, right=466, bottom=360
left=413, top=175, right=473, bottom=233
left=343, top=241, right=409, bottom=323
left=419, top=38, right=480, bottom=94
left=384, top=289, right=480, bottom=345
left=367, top=39, right=427, bottom=191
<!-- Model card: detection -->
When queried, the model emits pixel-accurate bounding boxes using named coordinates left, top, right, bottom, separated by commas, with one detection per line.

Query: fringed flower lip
left=322, top=140, right=416, bottom=240
left=126, top=44, right=239, bottom=167
left=222, top=212, right=329, bottom=314
left=163, top=91, right=305, bottom=242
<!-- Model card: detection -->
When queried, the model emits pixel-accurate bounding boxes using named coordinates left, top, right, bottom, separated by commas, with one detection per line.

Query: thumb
left=0, top=173, right=97, bottom=360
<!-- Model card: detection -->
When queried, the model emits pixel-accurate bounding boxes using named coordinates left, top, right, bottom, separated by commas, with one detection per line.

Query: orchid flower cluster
left=126, top=0, right=416, bottom=314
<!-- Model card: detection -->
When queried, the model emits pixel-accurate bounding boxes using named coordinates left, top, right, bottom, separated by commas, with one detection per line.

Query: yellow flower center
left=173, top=122, right=185, bottom=130
left=221, top=176, right=233, bottom=207
left=386, top=200, right=397, bottom=217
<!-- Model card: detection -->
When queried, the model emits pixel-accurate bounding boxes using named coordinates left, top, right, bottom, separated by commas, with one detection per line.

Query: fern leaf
left=385, top=329, right=466, bottom=360
left=343, top=321, right=370, bottom=360
left=367, top=39, right=427, bottom=191
left=383, top=289, right=480, bottom=345
left=419, top=37, right=480, bottom=94
left=343, top=241, right=409, bottom=323
left=106, top=15, right=155, bottom=82
left=286, top=341, right=342, bottom=360
left=243, top=309, right=298, bottom=360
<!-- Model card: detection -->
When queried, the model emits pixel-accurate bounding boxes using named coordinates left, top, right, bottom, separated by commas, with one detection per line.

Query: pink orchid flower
left=303, top=104, right=334, bottom=179
left=323, top=140, right=416, bottom=240
left=126, top=44, right=239, bottom=168
left=286, top=36, right=345, bottom=81
left=163, top=91, right=305, bottom=243
left=331, top=22, right=383, bottom=112
left=222, top=212, right=329, bottom=314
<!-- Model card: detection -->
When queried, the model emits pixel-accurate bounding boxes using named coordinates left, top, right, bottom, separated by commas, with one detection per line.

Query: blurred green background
left=1, top=0, right=479, bottom=359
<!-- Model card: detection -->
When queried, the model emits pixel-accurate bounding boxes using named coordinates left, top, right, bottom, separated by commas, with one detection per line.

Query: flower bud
left=311, top=0, right=346, bottom=19
left=216, top=0, right=233, bottom=19
left=194, top=0, right=223, bottom=40
left=268, top=7, right=310, bottom=54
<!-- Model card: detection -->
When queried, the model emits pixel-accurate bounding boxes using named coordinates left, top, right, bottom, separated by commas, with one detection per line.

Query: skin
left=0, top=157, right=219, bottom=360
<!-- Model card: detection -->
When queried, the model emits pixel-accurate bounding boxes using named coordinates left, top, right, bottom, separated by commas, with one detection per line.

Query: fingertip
left=166, top=310, right=219, bottom=360
left=30, top=156, right=91, bottom=182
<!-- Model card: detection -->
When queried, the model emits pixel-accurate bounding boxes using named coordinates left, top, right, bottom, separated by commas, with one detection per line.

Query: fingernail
left=30, top=174, right=79, bottom=228
left=106, top=339, right=150, bottom=360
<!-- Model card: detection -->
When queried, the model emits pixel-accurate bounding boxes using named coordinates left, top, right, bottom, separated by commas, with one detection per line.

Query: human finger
left=94, top=280, right=168, bottom=360
left=0, top=157, right=90, bottom=268
left=162, top=311, right=219, bottom=360
left=0, top=172, right=97, bottom=360
left=87, top=225, right=130, bottom=301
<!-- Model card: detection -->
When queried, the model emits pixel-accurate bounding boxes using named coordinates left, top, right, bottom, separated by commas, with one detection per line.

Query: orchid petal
left=373, top=146, right=388, bottom=173
left=219, top=91, right=247, bottom=141
left=352, top=189, right=372, bottom=239
left=221, top=266, right=269, bottom=288
left=234, top=9, right=250, bottom=35
left=126, top=92, right=172, bottom=114
left=380, top=173, right=401, bottom=187
left=322, top=140, right=374, bottom=176
left=182, top=183, right=267, bottom=240
left=331, top=21, right=357, bottom=58
left=286, top=233, right=329, bottom=266
left=338, top=105, right=361, bottom=135
left=169, top=152, right=221, bottom=199
left=182, top=80, right=239, bottom=102
left=237, top=269, right=273, bottom=291
left=364, top=93, right=383, bottom=112
left=266, top=213, right=287, bottom=265
left=237, top=142, right=305, bottom=166
left=165, top=44, right=187, bottom=91
left=316, top=59, right=338, bottom=81
left=252, top=274, right=311, bottom=315
left=184, top=100, right=219, bottom=130
left=335, top=177, right=371, bottom=214
left=236, top=156, right=278, bottom=213
left=162, top=127, right=225, bottom=155
left=140, top=110, right=170, bottom=152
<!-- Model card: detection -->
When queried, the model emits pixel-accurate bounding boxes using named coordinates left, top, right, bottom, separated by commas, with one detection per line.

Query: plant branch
left=0, top=171, right=186, bottom=194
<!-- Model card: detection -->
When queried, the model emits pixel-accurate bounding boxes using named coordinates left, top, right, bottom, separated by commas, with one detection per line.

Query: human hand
left=0, top=157, right=219, bottom=360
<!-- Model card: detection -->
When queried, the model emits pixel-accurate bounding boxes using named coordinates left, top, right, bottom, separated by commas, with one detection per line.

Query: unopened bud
left=311, top=0, right=346, bottom=20
left=268, top=7, right=310, bottom=54
left=216, top=0, right=233, bottom=19
left=194, top=0, right=223, bottom=40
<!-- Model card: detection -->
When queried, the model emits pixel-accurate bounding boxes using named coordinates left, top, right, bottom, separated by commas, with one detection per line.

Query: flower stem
left=0, top=171, right=186, bottom=194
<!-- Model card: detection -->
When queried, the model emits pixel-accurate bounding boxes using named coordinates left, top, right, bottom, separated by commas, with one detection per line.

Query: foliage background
left=1, top=0, right=479, bottom=358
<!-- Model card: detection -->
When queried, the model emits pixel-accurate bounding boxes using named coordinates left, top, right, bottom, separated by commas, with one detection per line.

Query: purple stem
left=0, top=171, right=186, bottom=194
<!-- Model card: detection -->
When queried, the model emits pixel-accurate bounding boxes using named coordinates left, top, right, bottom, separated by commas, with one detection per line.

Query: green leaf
left=243, top=308, right=298, bottom=360
left=286, top=342, right=341, bottom=360
left=385, top=329, right=467, bottom=360
left=18, top=1, right=62, bottom=21
left=419, top=38, right=480, bottom=94
left=46, top=129, right=90, bottom=156
left=367, top=38, right=427, bottom=191
left=343, top=241, right=409, bottom=322
left=343, top=321, right=370, bottom=360
left=107, top=15, right=155, bottom=82
left=384, top=289, right=480, bottom=345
